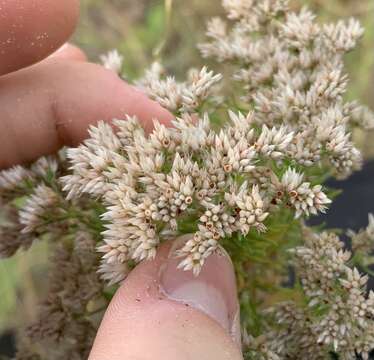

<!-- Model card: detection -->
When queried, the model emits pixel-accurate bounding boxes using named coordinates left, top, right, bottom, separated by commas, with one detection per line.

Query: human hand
left=0, top=1, right=242, bottom=359
left=89, top=237, right=242, bottom=360
left=0, top=0, right=171, bottom=169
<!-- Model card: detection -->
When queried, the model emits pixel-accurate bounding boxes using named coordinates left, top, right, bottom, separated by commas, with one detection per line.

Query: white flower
left=181, top=67, right=222, bottom=111
left=176, top=232, right=219, bottom=275
left=31, top=156, right=59, bottom=178
left=222, top=0, right=254, bottom=19
left=60, top=0, right=371, bottom=289
left=100, top=49, right=124, bottom=74
left=255, top=125, right=294, bottom=159
left=280, top=8, right=319, bottom=48
left=323, top=18, right=364, bottom=52
left=230, top=184, right=269, bottom=234
left=348, top=213, right=374, bottom=258
left=281, top=168, right=331, bottom=218
left=98, top=259, right=129, bottom=286
left=19, top=184, right=59, bottom=233
left=0, top=166, right=33, bottom=191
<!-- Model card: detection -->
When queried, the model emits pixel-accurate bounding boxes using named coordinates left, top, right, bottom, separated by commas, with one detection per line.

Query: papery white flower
left=60, top=121, right=123, bottom=200
left=222, top=0, right=254, bottom=19
left=31, top=156, right=59, bottom=178
left=98, top=259, right=129, bottom=286
left=230, top=184, right=269, bottom=234
left=100, top=49, right=124, bottom=74
left=206, top=17, right=227, bottom=39
left=350, top=104, right=374, bottom=130
left=348, top=213, right=374, bottom=257
left=323, top=18, right=364, bottom=52
left=255, top=125, right=293, bottom=159
left=181, top=67, right=222, bottom=111
left=280, top=8, right=319, bottom=48
left=281, top=168, right=331, bottom=218
left=0, top=166, right=33, bottom=191
left=19, top=184, right=59, bottom=233
left=176, top=232, right=219, bottom=275
left=139, top=66, right=222, bottom=113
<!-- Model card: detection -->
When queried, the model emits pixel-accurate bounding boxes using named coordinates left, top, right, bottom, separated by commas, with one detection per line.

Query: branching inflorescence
left=0, top=0, right=374, bottom=359
left=61, top=113, right=331, bottom=280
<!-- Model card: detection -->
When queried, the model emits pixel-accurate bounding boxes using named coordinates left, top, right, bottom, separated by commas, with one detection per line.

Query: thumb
left=89, top=236, right=243, bottom=360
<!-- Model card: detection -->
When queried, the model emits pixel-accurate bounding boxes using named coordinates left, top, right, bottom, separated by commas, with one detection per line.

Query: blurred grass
left=73, top=0, right=220, bottom=78
left=0, top=241, right=48, bottom=329
left=1, top=0, right=374, bottom=334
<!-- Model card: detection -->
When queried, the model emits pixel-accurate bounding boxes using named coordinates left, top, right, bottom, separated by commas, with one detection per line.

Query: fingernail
left=160, top=235, right=241, bottom=346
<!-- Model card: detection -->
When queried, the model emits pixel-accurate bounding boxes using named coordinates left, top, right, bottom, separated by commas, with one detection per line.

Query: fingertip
left=0, top=60, right=174, bottom=168
left=0, top=0, right=80, bottom=75
left=125, top=85, right=175, bottom=133
left=89, top=241, right=243, bottom=360
left=91, top=296, right=242, bottom=360
left=52, top=61, right=174, bottom=145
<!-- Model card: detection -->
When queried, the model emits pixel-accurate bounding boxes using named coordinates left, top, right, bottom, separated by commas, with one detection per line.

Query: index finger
left=0, top=59, right=173, bottom=169
left=0, top=0, right=79, bottom=75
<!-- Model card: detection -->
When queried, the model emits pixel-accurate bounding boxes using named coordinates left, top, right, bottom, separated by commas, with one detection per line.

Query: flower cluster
left=19, top=184, right=60, bottom=233
left=0, top=155, right=107, bottom=359
left=199, top=0, right=374, bottom=179
left=348, top=213, right=374, bottom=266
left=136, top=65, right=222, bottom=113
left=62, top=111, right=332, bottom=282
left=100, top=49, right=124, bottom=74
left=17, top=232, right=105, bottom=360
left=61, top=0, right=372, bottom=296
left=256, top=229, right=374, bottom=360
left=279, top=168, right=331, bottom=218
left=0, top=165, right=33, bottom=192
left=0, top=156, right=62, bottom=256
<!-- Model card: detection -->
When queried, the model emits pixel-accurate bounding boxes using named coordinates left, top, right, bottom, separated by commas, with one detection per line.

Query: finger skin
left=89, top=243, right=243, bottom=360
left=49, top=43, right=87, bottom=62
left=0, top=59, right=173, bottom=168
left=0, top=0, right=80, bottom=75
